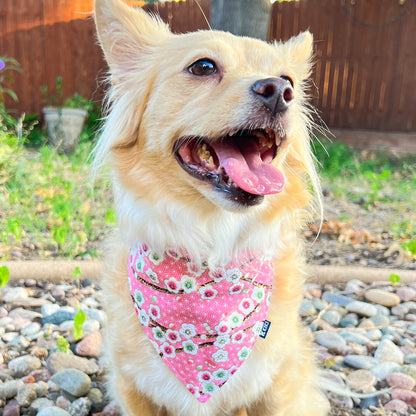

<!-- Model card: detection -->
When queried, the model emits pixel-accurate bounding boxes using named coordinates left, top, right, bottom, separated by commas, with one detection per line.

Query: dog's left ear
left=94, top=0, right=171, bottom=78
left=280, top=31, right=314, bottom=81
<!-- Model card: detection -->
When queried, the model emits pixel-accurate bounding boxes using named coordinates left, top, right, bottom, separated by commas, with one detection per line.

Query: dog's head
left=94, top=0, right=319, bottom=222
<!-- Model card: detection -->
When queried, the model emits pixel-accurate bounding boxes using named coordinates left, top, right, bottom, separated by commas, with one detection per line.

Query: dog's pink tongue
left=211, top=139, right=285, bottom=195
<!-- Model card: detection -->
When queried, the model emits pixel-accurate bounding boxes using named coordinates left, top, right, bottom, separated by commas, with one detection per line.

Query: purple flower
left=0, top=60, right=5, bottom=71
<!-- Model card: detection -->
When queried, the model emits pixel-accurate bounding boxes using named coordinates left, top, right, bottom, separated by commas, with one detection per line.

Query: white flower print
left=181, top=275, right=197, bottom=294
left=201, top=381, right=218, bottom=396
left=267, top=291, right=272, bottom=306
left=166, top=329, right=181, bottom=344
left=226, top=268, right=243, bottom=283
left=152, top=326, right=165, bottom=343
left=139, top=309, right=150, bottom=327
left=231, top=330, right=246, bottom=344
left=166, top=249, right=180, bottom=260
left=134, top=289, right=145, bottom=307
left=252, top=321, right=263, bottom=337
left=147, top=304, right=161, bottom=320
left=165, top=277, right=181, bottom=293
left=199, top=285, right=218, bottom=300
left=209, top=267, right=226, bottom=282
left=215, top=321, right=231, bottom=335
left=182, top=339, right=199, bottom=355
left=252, top=286, right=265, bottom=303
left=229, top=283, right=244, bottom=295
left=135, top=257, right=145, bottom=273
left=212, top=349, right=229, bottom=363
left=160, top=342, right=176, bottom=358
left=197, top=371, right=213, bottom=383
left=213, top=368, right=229, bottom=382
left=149, top=251, right=164, bottom=266
left=228, top=312, right=244, bottom=328
left=187, top=261, right=204, bottom=277
left=239, top=298, right=255, bottom=314
left=146, top=268, right=159, bottom=284
left=186, top=384, right=200, bottom=398
left=237, top=346, right=251, bottom=361
left=214, top=334, right=230, bottom=349
left=179, top=323, right=197, bottom=339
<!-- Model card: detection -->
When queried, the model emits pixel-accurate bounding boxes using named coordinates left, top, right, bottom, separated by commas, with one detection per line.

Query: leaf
left=72, top=266, right=82, bottom=279
left=56, top=335, right=70, bottom=353
left=0, top=266, right=10, bottom=287
left=73, top=325, right=83, bottom=341
left=74, top=308, right=87, bottom=327
left=389, top=273, right=401, bottom=286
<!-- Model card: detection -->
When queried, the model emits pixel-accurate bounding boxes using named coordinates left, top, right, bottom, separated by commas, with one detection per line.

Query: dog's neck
left=115, top=187, right=290, bottom=265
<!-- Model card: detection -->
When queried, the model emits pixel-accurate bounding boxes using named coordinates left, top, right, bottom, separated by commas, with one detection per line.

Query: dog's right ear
left=94, top=0, right=170, bottom=78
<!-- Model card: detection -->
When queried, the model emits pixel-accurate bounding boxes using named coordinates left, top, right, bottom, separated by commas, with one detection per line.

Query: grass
left=1, top=123, right=415, bottom=261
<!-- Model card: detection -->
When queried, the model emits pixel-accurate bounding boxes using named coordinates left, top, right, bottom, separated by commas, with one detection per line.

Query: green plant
left=0, top=266, right=9, bottom=287
left=73, top=307, right=87, bottom=341
left=402, top=240, right=416, bottom=258
left=389, top=273, right=401, bottom=286
left=56, top=335, right=70, bottom=353
left=0, top=56, right=21, bottom=104
left=72, top=266, right=82, bottom=279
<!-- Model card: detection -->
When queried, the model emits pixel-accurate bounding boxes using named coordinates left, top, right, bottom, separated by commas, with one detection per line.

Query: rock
left=20, top=322, right=41, bottom=337
left=68, top=397, right=92, bottom=416
left=397, top=287, right=416, bottom=302
left=46, top=352, right=99, bottom=375
left=37, top=407, right=71, bottom=416
left=391, top=388, right=416, bottom=407
left=363, top=359, right=394, bottom=379
left=384, top=399, right=408, bottom=414
left=35, top=380, right=49, bottom=397
left=84, top=308, right=107, bottom=325
left=299, top=299, right=316, bottom=317
left=374, top=339, right=404, bottom=364
left=322, top=292, right=352, bottom=307
left=8, top=308, right=42, bottom=322
left=42, top=310, right=75, bottom=325
left=321, top=310, right=342, bottom=326
left=365, top=329, right=382, bottom=341
left=8, top=355, right=42, bottom=377
left=345, top=369, right=376, bottom=393
left=3, top=287, right=28, bottom=303
left=82, top=319, right=101, bottom=334
left=56, top=395, right=72, bottom=410
left=339, top=314, right=359, bottom=328
left=75, top=331, right=103, bottom=357
left=88, top=387, right=105, bottom=412
left=8, top=335, right=30, bottom=351
left=345, top=301, right=377, bottom=317
left=16, top=383, right=37, bottom=407
left=41, top=304, right=60, bottom=317
left=315, top=332, right=347, bottom=353
left=399, top=365, right=416, bottom=381
left=0, top=380, right=24, bottom=399
left=370, top=313, right=391, bottom=327
left=365, top=288, right=401, bottom=307
left=404, top=353, right=416, bottom=365
left=3, top=399, right=20, bottom=416
left=100, top=401, right=122, bottom=416
left=29, top=397, right=55, bottom=413
left=339, top=330, right=370, bottom=345
left=344, top=355, right=378, bottom=370
left=50, top=368, right=91, bottom=397
left=360, top=395, right=379, bottom=410
left=387, top=372, right=416, bottom=390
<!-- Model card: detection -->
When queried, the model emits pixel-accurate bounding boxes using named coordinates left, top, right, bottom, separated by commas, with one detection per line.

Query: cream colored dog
left=93, top=1, right=329, bottom=415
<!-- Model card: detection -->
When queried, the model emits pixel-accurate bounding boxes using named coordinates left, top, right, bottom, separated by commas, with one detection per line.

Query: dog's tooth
left=197, top=143, right=211, bottom=161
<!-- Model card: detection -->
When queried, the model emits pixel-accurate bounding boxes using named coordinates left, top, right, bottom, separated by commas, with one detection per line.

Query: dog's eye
left=280, top=75, right=294, bottom=87
left=188, top=59, right=217, bottom=76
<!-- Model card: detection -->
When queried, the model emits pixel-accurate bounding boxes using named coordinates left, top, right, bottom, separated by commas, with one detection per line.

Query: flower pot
left=42, top=107, right=88, bottom=152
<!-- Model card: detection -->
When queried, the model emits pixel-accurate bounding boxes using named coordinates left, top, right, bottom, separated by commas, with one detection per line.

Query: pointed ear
left=281, top=31, right=314, bottom=81
left=94, top=0, right=171, bottom=69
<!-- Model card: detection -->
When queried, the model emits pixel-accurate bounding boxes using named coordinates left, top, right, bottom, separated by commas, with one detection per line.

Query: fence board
left=0, top=0, right=415, bottom=133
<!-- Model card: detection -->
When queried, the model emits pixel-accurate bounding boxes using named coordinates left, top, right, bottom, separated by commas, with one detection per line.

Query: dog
left=93, top=1, right=329, bottom=415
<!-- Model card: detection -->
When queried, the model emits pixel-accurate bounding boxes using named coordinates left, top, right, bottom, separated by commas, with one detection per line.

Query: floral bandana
left=127, top=242, right=273, bottom=403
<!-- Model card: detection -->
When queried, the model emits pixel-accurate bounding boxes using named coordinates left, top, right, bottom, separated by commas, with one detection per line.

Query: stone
left=35, top=380, right=49, bottom=397
left=100, top=401, right=122, bottom=416
left=0, top=380, right=24, bottom=399
left=82, top=319, right=101, bottom=334
left=387, top=372, right=416, bottom=390
left=344, top=355, right=378, bottom=370
left=321, top=310, right=342, bottom=326
left=37, top=407, right=71, bottom=416
left=365, top=288, right=401, bottom=307
left=339, top=314, right=359, bottom=328
left=315, top=331, right=346, bottom=352
left=8, top=355, right=42, bottom=377
left=365, top=329, right=382, bottom=341
left=299, top=299, right=316, bottom=317
left=384, top=399, right=408, bottom=414
left=75, top=331, right=103, bottom=357
left=16, top=383, right=37, bottom=407
left=8, top=308, right=42, bottom=322
left=374, top=339, right=404, bottom=364
left=50, top=368, right=91, bottom=397
left=339, top=330, right=370, bottom=345
left=391, top=388, right=416, bottom=407
left=68, top=397, right=92, bottom=416
left=29, top=397, right=55, bottom=413
left=370, top=313, right=390, bottom=327
left=345, top=301, right=377, bottom=317
left=322, top=292, right=352, bottom=307
left=397, top=287, right=416, bottom=302
left=46, top=352, right=99, bottom=375
left=56, top=395, right=72, bottom=410
left=8, top=335, right=30, bottom=351
left=399, top=365, right=416, bottom=381
left=88, top=387, right=105, bottom=412
left=345, top=369, right=376, bottom=393
left=404, top=353, right=416, bottom=365
left=3, top=287, right=28, bottom=303
left=3, top=399, right=20, bottom=416
left=21, top=322, right=41, bottom=337
left=41, top=304, right=60, bottom=317
left=42, top=310, right=75, bottom=325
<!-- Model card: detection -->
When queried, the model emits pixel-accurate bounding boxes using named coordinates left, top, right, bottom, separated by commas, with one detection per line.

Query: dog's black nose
left=251, top=77, right=294, bottom=115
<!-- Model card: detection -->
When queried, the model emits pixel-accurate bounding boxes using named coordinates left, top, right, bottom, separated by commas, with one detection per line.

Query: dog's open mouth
left=174, top=129, right=285, bottom=205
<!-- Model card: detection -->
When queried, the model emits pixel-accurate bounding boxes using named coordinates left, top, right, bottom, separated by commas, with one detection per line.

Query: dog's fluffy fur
left=93, top=1, right=329, bottom=415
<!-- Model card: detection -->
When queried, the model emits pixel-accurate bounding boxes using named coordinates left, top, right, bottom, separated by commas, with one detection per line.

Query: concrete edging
left=1, top=261, right=415, bottom=284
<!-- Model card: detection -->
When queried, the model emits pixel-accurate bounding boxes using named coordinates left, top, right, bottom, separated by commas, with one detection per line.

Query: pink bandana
left=127, top=243, right=273, bottom=402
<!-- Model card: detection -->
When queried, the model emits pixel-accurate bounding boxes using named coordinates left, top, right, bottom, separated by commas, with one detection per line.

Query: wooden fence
left=1, top=0, right=415, bottom=133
